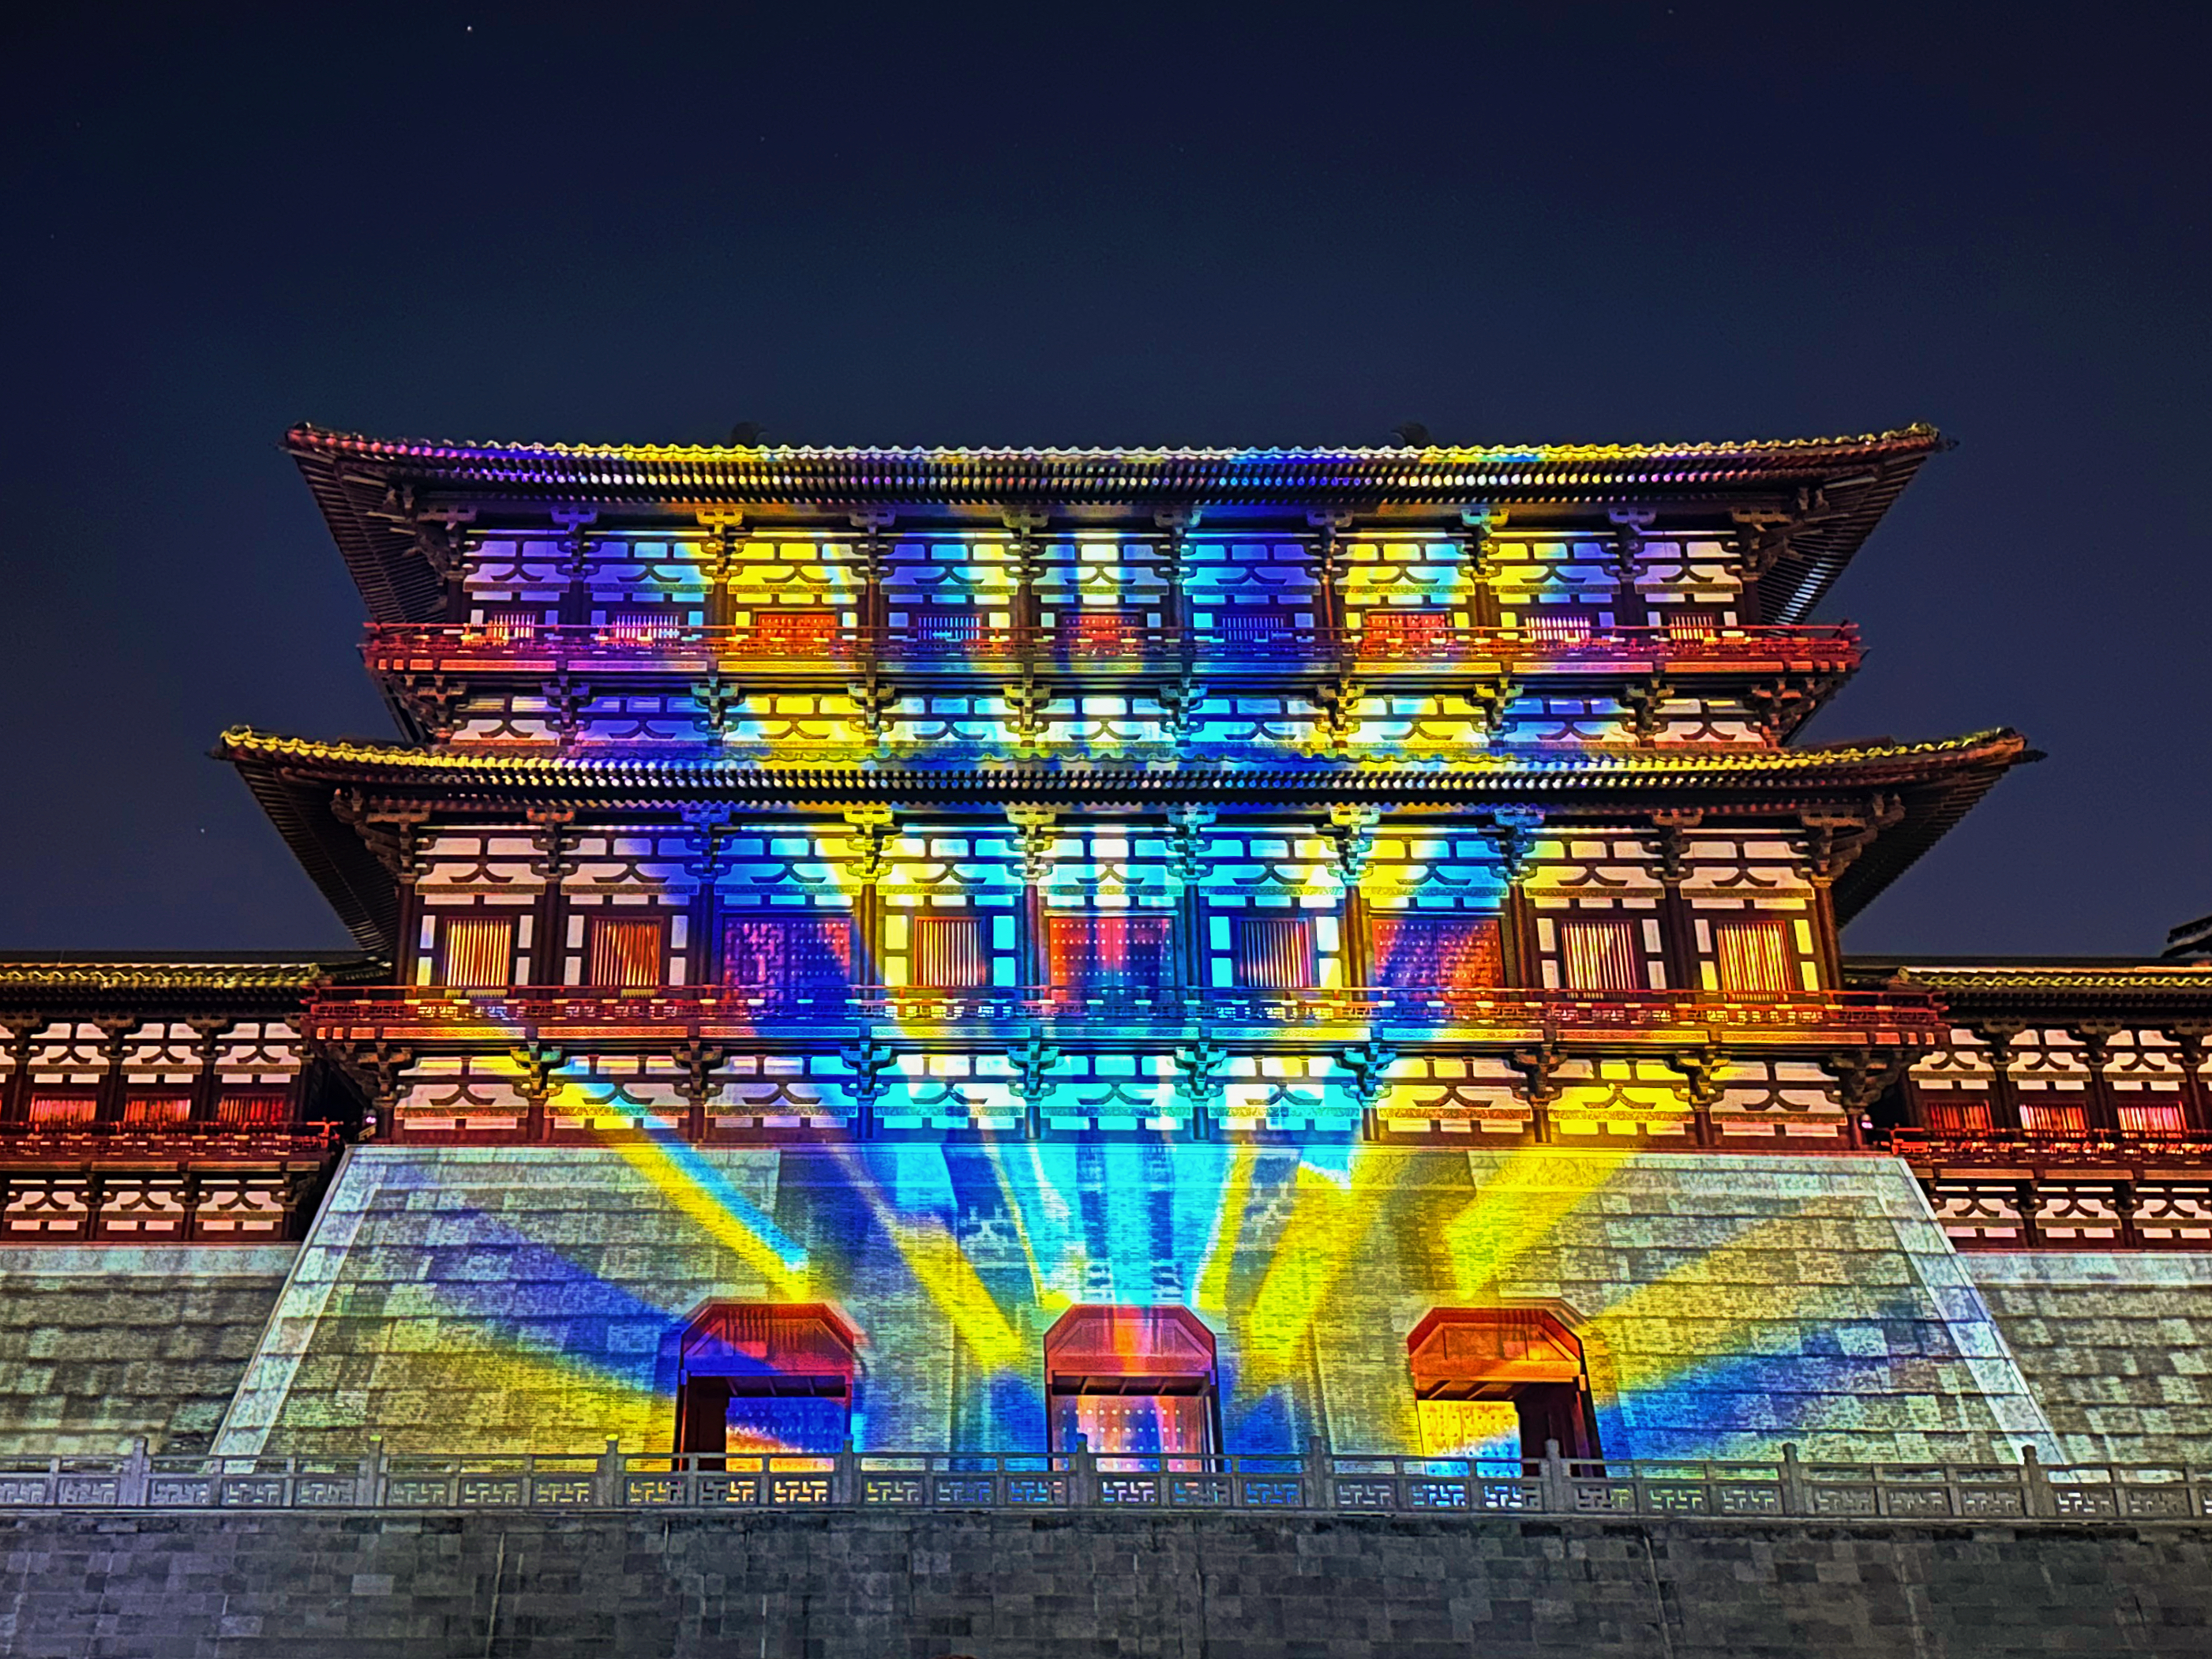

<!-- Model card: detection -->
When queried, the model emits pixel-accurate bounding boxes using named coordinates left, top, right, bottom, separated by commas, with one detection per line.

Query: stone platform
left=3, top=1509, right=2209, bottom=1657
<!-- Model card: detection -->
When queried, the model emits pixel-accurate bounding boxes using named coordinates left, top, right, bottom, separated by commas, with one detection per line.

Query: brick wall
left=1967, top=1252, right=2212, bottom=1464
left=2, top=1510, right=2207, bottom=1657
left=0, top=1247, right=294, bottom=1454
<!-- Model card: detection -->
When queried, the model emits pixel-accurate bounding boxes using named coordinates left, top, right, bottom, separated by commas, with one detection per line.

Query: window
left=440, top=914, right=516, bottom=989
left=1712, top=919, right=1795, bottom=993
left=217, top=1091, right=292, bottom=1127
left=587, top=916, right=665, bottom=989
left=1557, top=918, right=1644, bottom=993
left=1664, top=606, right=1723, bottom=642
left=1211, top=605, right=1301, bottom=651
left=674, top=1302, right=858, bottom=1459
left=1044, top=1305, right=1219, bottom=1461
left=602, top=607, right=680, bottom=647
left=1408, top=1307, right=1602, bottom=1462
left=1359, top=607, right=1452, bottom=659
left=754, top=607, right=840, bottom=655
left=27, top=1094, right=96, bottom=1128
left=2019, top=1100, right=2087, bottom=1135
left=1371, top=915, right=1502, bottom=990
left=1923, top=1098, right=1993, bottom=1134
left=906, top=602, right=982, bottom=650
left=911, top=915, right=988, bottom=990
left=482, top=604, right=543, bottom=643
left=122, top=1094, right=191, bottom=1128
left=1229, top=915, right=1315, bottom=989
left=1523, top=609, right=1594, bottom=645
left=1057, top=606, right=1145, bottom=657
left=1047, top=914, right=1175, bottom=993
left=722, top=914, right=853, bottom=991
left=2119, top=1102, right=2187, bottom=1135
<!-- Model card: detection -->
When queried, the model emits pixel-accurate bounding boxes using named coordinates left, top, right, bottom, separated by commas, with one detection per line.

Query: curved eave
left=1844, top=958, right=2212, bottom=1018
left=0, top=951, right=387, bottom=1009
left=288, top=423, right=1942, bottom=626
left=224, top=726, right=2028, bottom=955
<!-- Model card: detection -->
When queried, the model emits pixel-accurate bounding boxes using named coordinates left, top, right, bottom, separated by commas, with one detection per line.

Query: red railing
left=306, top=985, right=1944, bottom=1046
left=1884, top=1128, right=2212, bottom=1165
left=0, top=1121, right=340, bottom=1164
left=362, top=621, right=1861, bottom=677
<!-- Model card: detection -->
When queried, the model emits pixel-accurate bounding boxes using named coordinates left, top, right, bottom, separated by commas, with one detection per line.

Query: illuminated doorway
left=1408, top=1307, right=1602, bottom=1460
left=674, top=1301, right=858, bottom=1457
left=1044, top=1304, right=1220, bottom=1458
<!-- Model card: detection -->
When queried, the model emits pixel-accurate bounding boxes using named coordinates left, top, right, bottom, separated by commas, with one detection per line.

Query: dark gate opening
left=1044, top=1304, right=1220, bottom=1461
left=674, top=1301, right=859, bottom=1459
left=1408, top=1307, right=1603, bottom=1461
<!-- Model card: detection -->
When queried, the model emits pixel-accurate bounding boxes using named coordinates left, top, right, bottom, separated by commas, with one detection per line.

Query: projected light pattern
left=214, top=1142, right=2056, bottom=1464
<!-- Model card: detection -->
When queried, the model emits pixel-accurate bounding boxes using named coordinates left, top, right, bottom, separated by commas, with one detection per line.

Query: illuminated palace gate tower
left=208, top=425, right=2059, bottom=1464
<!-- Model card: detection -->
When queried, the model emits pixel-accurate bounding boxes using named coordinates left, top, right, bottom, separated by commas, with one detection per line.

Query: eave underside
left=226, top=730, right=2027, bottom=956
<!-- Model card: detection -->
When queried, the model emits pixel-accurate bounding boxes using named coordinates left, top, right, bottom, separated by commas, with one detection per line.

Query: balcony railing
left=0, top=1121, right=341, bottom=1165
left=1886, top=1128, right=2212, bottom=1166
left=0, top=1440, right=2195, bottom=1523
left=362, top=621, right=1861, bottom=678
left=308, top=985, right=1944, bottom=1046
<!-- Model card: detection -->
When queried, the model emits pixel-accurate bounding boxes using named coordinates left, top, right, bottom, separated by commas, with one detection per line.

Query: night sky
left=2, top=3, right=2203, bottom=957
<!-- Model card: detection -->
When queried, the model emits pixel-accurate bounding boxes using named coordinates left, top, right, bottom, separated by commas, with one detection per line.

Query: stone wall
left=0, top=1247, right=294, bottom=1454
left=1966, top=1252, right=2212, bottom=1464
left=2, top=1509, right=2208, bottom=1657
left=212, top=1146, right=2055, bottom=1464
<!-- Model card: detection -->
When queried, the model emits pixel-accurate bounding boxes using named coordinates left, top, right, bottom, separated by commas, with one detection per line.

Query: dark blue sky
left=2, top=2, right=2203, bottom=955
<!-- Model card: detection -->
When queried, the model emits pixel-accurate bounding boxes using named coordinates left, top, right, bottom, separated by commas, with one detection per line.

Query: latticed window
left=1557, top=918, right=1643, bottom=993
left=217, top=1091, right=291, bottom=1126
left=907, top=602, right=983, bottom=649
left=440, top=914, right=516, bottom=989
left=1057, top=606, right=1145, bottom=656
left=911, top=915, right=988, bottom=989
left=2119, top=1102, right=2186, bottom=1135
left=1923, top=1098, right=1993, bottom=1133
left=1712, top=919, right=1795, bottom=993
left=1371, top=914, right=1502, bottom=989
left=1359, top=606, right=1452, bottom=659
left=482, top=604, right=543, bottom=643
left=122, top=1094, right=191, bottom=1127
left=27, top=1094, right=96, bottom=1127
left=587, top=916, right=665, bottom=988
left=1211, top=604, right=1299, bottom=649
left=1664, top=606, right=1723, bottom=641
left=1048, top=914, right=1175, bottom=991
left=1229, top=915, right=1315, bottom=989
left=1524, top=609, right=1595, bottom=644
left=2019, top=1100, right=2087, bottom=1135
left=602, top=607, right=680, bottom=646
left=722, top=914, right=853, bottom=990
left=754, top=607, right=839, bottom=655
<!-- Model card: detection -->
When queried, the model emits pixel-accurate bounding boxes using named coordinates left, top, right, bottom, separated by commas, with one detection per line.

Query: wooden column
left=1308, top=512, right=1352, bottom=639
left=699, top=512, right=743, bottom=630
left=1642, top=816, right=1700, bottom=992
left=1487, top=812, right=1543, bottom=988
left=92, top=1021, right=135, bottom=1125
left=1167, top=809, right=1215, bottom=996
left=2070, top=1025, right=2123, bottom=1132
left=2172, top=1029, right=2211, bottom=1132
left=1322, top=808, right=1379, bottom=988
left=1975, top=1025, right=2026, bottom=1132
left=684, top=813, right=737, bottom=987
left=527, top=810, right=578, bottom=989
left=186, top=1019, right=233, bottom=1125
left=1458, top=506, right=1504, bottom=629
left=0, top=1022, right=39, bottom=1127
left=842, top=809, right=895, bottom=988
left=553, top=510, right=597, bottom=627
left=1008, top=809, right=1057, bottom=992
left=1607, top=509, right=1652, bottom=629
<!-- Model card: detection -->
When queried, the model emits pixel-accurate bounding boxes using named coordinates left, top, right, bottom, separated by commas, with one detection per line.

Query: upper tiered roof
left=287, top=423, right=1945, bottom=627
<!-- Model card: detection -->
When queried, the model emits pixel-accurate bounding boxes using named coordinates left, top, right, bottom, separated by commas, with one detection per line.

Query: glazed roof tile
left=0, top=952, right=385, bottom=998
